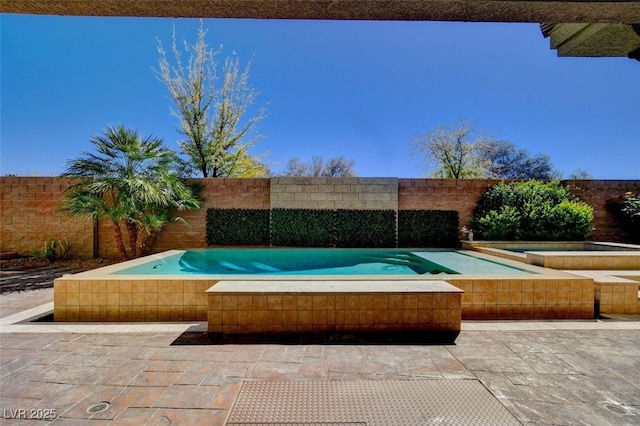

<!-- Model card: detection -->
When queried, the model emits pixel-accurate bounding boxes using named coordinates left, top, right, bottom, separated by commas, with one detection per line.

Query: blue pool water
left=112, top=249, right=533, bottom=275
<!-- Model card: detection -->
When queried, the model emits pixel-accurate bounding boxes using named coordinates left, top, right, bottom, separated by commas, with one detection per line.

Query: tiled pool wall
left=463, top=241, right=640, bottom=314
left=205, top=281, right=463, bottom=335
left=53, top=250, right=596, bottom=322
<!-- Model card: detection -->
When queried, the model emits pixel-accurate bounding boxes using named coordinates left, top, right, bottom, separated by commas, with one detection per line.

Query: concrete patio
left=1, top=287, right=640, bottom=425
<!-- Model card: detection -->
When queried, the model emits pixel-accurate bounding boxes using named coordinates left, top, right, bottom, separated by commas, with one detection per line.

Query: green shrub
left=206, top=209, right=270, bottom=245
left=335, top=210, right=396, bottom=248
left=398, top=210, right=459, bottom=247
left=471, top=180, right=594, bottom=241
left=271, top=209, right=335, bottom=247
left=472, top=205, right=521, bottom=240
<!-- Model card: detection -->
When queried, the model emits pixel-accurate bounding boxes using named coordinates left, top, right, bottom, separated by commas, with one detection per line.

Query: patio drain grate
left=87, top=401, right=110, bottom=414
left=226, top=380, right=521, bottom=426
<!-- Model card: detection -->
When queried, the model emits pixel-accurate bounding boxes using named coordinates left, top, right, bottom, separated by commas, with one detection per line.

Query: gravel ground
left=0, top=257, right=119, bottom=293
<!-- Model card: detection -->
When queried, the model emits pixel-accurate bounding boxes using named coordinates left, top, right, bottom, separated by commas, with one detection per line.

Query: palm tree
left=61, top=125, right=200, bottom=260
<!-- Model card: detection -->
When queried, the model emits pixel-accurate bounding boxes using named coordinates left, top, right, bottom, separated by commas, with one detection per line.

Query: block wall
left=97, top=178, right=270, bottom=258
left=566, top=180, right=640, bottom=242
left=0, top=177, right=93, bottom=257
left=398, top=179, right=502, bottom=229
left=271, top=177, right=398, bottom=210
left=3, top=177, right=640, bottom=259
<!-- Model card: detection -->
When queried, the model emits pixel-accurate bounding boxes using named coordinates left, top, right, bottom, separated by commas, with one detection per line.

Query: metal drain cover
left=227, top=380, right=520, bottom=426
left=87, top=401, right=110, bottom=414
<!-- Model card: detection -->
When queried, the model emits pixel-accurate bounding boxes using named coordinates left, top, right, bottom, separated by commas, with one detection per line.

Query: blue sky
left=1, top=14, right=639, bottom=178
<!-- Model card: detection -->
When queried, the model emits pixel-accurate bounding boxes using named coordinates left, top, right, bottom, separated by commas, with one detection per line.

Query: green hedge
left=335, top=210, right=397, bottom=248
left=206, top=209, right=270, bottom=246
left=471, top=180, right=594, bottom=241
left=398, top=210, right=459, bottom=247
left=270, top=209, right=335, bottom=247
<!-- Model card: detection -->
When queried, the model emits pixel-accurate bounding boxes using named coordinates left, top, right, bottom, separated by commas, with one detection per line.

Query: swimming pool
left=53, top=248, right=595, bottom=322
left=111, top=248, right=533, bottom=276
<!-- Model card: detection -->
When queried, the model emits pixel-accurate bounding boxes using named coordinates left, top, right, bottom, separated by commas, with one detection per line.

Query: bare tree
left=411, top=119, right=485, bottom=179
left=477, top=139, right=558, bottom=179
left=279, top=156, right=357, bottom=177
left=155, top=21, right=267, bottom=177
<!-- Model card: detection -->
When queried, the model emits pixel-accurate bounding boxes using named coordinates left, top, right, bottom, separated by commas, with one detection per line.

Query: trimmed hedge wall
left=335, top=210, right=397, bottom=248
left=398, top=210, right=459, bottom=247
left=270, top=209, right=335, bottom=247
left=206, top=209, right=270, bottom=246
left=207, top=208, right=457, bottom=248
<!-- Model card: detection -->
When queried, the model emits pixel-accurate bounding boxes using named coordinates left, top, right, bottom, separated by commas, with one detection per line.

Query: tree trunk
left=144, top=227, right=162, bottom=256
left=112, top=223, right=128, bottom=261
left=124, top=220, right=138, bottom=258
left=135, top=228, right=148, bottom=258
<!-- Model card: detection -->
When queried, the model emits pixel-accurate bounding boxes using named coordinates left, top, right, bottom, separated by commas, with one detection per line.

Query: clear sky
left=1, top=14, right=639, bottom=178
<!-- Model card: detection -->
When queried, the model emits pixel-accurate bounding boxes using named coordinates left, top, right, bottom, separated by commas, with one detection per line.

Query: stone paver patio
left=1, top=288, right=639, bottom=425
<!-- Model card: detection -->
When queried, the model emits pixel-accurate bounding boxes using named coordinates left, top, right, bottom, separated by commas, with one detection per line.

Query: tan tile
left=334, top=295, right=345, bottom=309
left=119, top=281, right=133, bottom=293
left=472, top=293, right=485, bottom=305
left=183, top=280, right=195, bottom=293
left=143, top=307, right=156, bottom=321
left=66, top=305, right=79, bottom=321
left=358, top=294, right=374, bottom=309
left=145, top=281, right=158, bottom=293
left=485, top=280, right=497, bottom=293
left=389, top=295, right=403, bottom=309
left=223, top=310, right=238, bottom=325
left=282, top=295, right=297, bottom=310
left=403, top=294, right=418, bottom=310
left=251, top=295, right=267, bottom=310
left=283, top=309, right=297, bottom=325
left=313, top=310, right=328, bottom=324
left=236, top=295, right=252, bottom=310
left=369, top=294, right=387, bottom=310
left=183, top=292, right=196, bottom=306
left=120, top=292, right=133, bottom=306
left=509, top=281, right=522, bottom=292
left=297, top=295, right=312, bottom=310
left=433, top=294, right=447, bottom=309
left=79, top=292, right=93, bottom=305
left=156, top=292, right=170, bottom=306
left=485, top=292, right=497, bottom=305
left=297, top=310, right=311, bottom=325
left=447, top=310, right=461, bottom=323
left=67, top=281, right=79, bottom=293
left=447, top=294, right=461, bottom=309
left=313, top=295, right=327, bottom=310
left=157, top=306, right=171, bottom=321
left=184, top=305, right=197, bottom=320
left=67, top=292, right=80, bottom=306
left=432, top=309, right=447, bottom=324
left=132, top=292, right=144, bottom=305
left=223, top=295, right=238, bottom=310
left=484, top=305, right=497, bottom=319
left=107, top=306, right=120, bottom=321
left=267, top=295, right=283, bottom=310
left=509, top=292, right=522, bottom=305
left=132, top=281, right=145, bottom=293
left=497, top=281, right=510, bottom=293
left=267, top=310, right=283, bottom=325
left=170, top=281, right=184, bottom=293
left=237, top=310, right=253, bottom=325
left=133, top=305, right=146, bottom=321
left=54, top=280, right=68, bottom=292
left=78, top=306, right=92, bottom=320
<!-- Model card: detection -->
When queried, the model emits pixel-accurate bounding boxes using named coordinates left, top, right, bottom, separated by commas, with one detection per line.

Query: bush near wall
left=206, top=209, right=270, bottom=246
left=335, top=210, right=397, bottom=248
left=271, top=209, right=335, bottom=247
left=398, top=210, right=459, bottom=247
left=471, top=180, right=594, bottom=241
